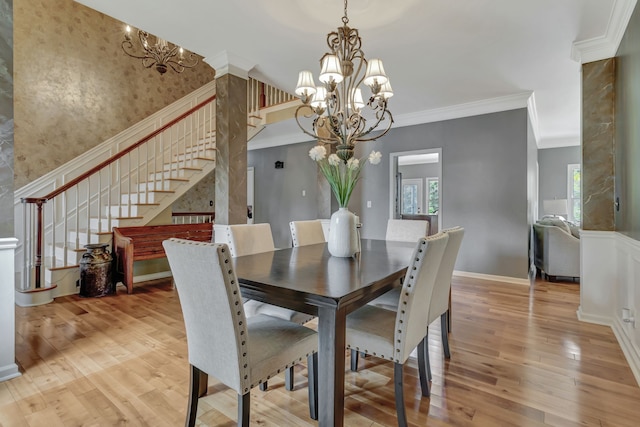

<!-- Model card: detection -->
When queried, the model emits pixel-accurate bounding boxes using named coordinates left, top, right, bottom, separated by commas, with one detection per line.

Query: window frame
left=567, top=163, right=581, bottom=224
left=426, top=177, right=439, bottom=215
left=401, top=178, right=423, bottom=215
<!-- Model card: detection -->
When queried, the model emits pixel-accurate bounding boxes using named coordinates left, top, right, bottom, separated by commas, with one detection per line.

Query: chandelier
left=294, top=0, right=393, bottom=161
left=122, top=25, right=198, bottom=74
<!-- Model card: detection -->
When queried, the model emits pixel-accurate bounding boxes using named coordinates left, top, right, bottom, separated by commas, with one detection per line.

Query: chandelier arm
left=141, top=57, right=159, bottom=69
left=121, top=40, right=154, bottom=61
left=295, top=105, right=331, bottom=141
left=352, top=110, right=394, bottom=143
left=176, top=54, right=199, bottom=69
left=164, top=55, right=198, bottom=72
left=166, top=61, right=186, bottom=74
left=138, top=31, right=153, bottom=53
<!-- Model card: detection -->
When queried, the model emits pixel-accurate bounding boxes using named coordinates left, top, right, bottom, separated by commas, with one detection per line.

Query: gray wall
left=398, top=162, right=440, bottom=179
left=251, top=108, right=531, bottom=279
left=615, top=3, right=640, bottom=241
left=0, top=0, right=12, bottom=238
left=537, top=146, right=580, bottom=219
left=248, top=141, right=319, bottom=248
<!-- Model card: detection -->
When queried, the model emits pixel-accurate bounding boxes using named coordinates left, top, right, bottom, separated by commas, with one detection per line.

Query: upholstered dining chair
left=356, top=226, right=465, bottom=397
left=162, top=239, right=318, bottom=426
left=385, top=218, right=430, bottom=242
left=221, top=223, right=315, bottom=390
left=345, top=232, right=449, bottom=427
left=289, top=220, right=326, bottom=247
left=224, top=223, right=276, bottom=258
left=365, top=218, right=431, bottom=312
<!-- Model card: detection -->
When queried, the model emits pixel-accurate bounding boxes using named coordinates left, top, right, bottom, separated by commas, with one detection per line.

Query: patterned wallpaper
left=173, top=172, right=215, bottom=213
left=13, top=0, right=215, bottom=189
left=0, top=0, right=12, bottom=237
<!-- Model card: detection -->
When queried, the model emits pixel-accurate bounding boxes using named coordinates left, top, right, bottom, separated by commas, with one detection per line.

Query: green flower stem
left=317, top=157, right=366, bottom=208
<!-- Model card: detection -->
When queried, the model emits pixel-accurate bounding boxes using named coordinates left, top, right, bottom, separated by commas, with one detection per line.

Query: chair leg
left=350, top=349, right=359, bottom=371
left=186, top=365, right=201, bottom=427
left=308, top=353, right=318, bottom=421
left=441, top=313, right=451, bottom=359
left=285, top=366, right=294, bottom=391
left=417, top=336, right=430, bottom=397
left=197, top=369, right=208, bottom=397
left=448, top=287, right=452, bottom=332
left=394, top=363, right=408, bottom=427
left=259, top=382, right=268, bottom=391
left=238, top=392, right=250, bottom=427
left=424, top=328, right=433, bottom=382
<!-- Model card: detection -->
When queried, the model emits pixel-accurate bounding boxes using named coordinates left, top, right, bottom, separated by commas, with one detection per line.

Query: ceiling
left=76, top=0, right=636, bottom=150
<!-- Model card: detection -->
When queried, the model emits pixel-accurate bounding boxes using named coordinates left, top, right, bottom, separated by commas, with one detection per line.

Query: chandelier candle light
left=294, top=0, right=394, bottom=163
left=122, top=25, right=198, bottom=74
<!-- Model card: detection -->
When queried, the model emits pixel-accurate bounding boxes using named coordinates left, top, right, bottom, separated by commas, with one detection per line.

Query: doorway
left=389, top=148, right=442, bottom=233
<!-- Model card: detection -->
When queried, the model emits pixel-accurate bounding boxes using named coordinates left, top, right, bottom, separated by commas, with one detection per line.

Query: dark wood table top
left=234, top=239, right=416, bottom=314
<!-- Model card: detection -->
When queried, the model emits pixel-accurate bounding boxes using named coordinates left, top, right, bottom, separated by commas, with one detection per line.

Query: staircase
left=14, top=78, right=298, bottom=306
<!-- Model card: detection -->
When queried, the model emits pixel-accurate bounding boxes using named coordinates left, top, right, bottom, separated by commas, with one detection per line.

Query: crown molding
left=571, top=0, right=637, bottom=63
left=205, top=50, right=255, bottom=79
left=249, top=91, right=535, bottom=151
left=392, top=91, right=533, bottom=129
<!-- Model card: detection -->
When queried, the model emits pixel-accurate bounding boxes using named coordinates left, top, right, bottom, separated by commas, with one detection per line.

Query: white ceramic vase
left=328, top=207, right=359, bottom=257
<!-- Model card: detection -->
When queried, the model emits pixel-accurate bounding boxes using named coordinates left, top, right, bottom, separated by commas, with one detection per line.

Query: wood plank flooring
left=2, top=276, right=639, bottom=426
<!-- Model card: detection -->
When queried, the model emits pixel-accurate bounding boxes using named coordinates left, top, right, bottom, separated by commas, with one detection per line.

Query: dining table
left=232, top=238, right=417, bottom=427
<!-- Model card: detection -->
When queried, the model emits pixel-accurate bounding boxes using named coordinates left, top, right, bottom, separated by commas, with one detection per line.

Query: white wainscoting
left=579, top=230, right=640, bottom=386
left=0, top=238, right=20, bottom=382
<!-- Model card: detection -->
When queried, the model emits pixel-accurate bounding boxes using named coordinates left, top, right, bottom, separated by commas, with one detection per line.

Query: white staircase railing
left=16, top=92, right=216, bottom=293
left=14, top=77, right=297, bottom=300
left=247, top=78, right=297, bottom=127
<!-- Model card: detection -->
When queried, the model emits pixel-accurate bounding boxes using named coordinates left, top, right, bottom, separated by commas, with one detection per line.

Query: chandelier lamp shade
left=121, top=25, right=198, bottom=75
left=294, top=0, right=394, bottom=161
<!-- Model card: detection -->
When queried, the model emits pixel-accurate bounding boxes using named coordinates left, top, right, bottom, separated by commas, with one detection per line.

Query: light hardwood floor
left=2, top=276, right=640, bottom=426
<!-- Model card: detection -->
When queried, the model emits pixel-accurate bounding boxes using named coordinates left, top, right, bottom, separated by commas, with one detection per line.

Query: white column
left=0, top=238, right=20, bottom=382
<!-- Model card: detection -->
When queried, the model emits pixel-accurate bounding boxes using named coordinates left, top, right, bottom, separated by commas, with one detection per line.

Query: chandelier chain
left=342, top=0, right=349, bottom=24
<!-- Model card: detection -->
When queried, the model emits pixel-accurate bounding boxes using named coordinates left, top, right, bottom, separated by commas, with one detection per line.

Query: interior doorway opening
left=389, top=148, right=442, bottom=234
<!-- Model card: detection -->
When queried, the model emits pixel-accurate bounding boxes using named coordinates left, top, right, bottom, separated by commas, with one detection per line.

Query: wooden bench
left=113, top=223, right=213, bottom=294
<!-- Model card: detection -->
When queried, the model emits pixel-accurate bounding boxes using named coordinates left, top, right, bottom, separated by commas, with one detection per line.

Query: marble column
left=582, top=58, right=616, bottom=231
left=215, top=73, right=247, bottom=225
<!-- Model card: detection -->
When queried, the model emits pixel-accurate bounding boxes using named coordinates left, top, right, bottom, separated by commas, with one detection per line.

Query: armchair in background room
left=533, top=220, right=580, bottom=282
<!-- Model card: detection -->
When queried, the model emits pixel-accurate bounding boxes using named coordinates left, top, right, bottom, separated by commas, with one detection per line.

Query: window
left=568, top=164, right=581, bottom=224
left=401, top=179, right=423, bottom=215
left=427, top=177, right=439, bottom=214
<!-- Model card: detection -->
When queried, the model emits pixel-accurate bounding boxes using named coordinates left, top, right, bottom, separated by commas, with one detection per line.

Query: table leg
left=318, top=306, right=346, bottom=427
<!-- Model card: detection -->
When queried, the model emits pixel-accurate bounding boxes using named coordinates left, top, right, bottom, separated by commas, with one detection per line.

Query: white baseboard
left=576, top=306, right=613, bottom=326
left=51, top=267, right=80, bottom=298
left=0, top=364, right=20, bottom=382
left=453, top=270, right=530, bottom=286
left=612, top=317, right=640, bottom=387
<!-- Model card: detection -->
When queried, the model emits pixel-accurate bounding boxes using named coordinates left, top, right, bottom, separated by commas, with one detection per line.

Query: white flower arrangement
left=308, top=144, right=382, bottom=208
